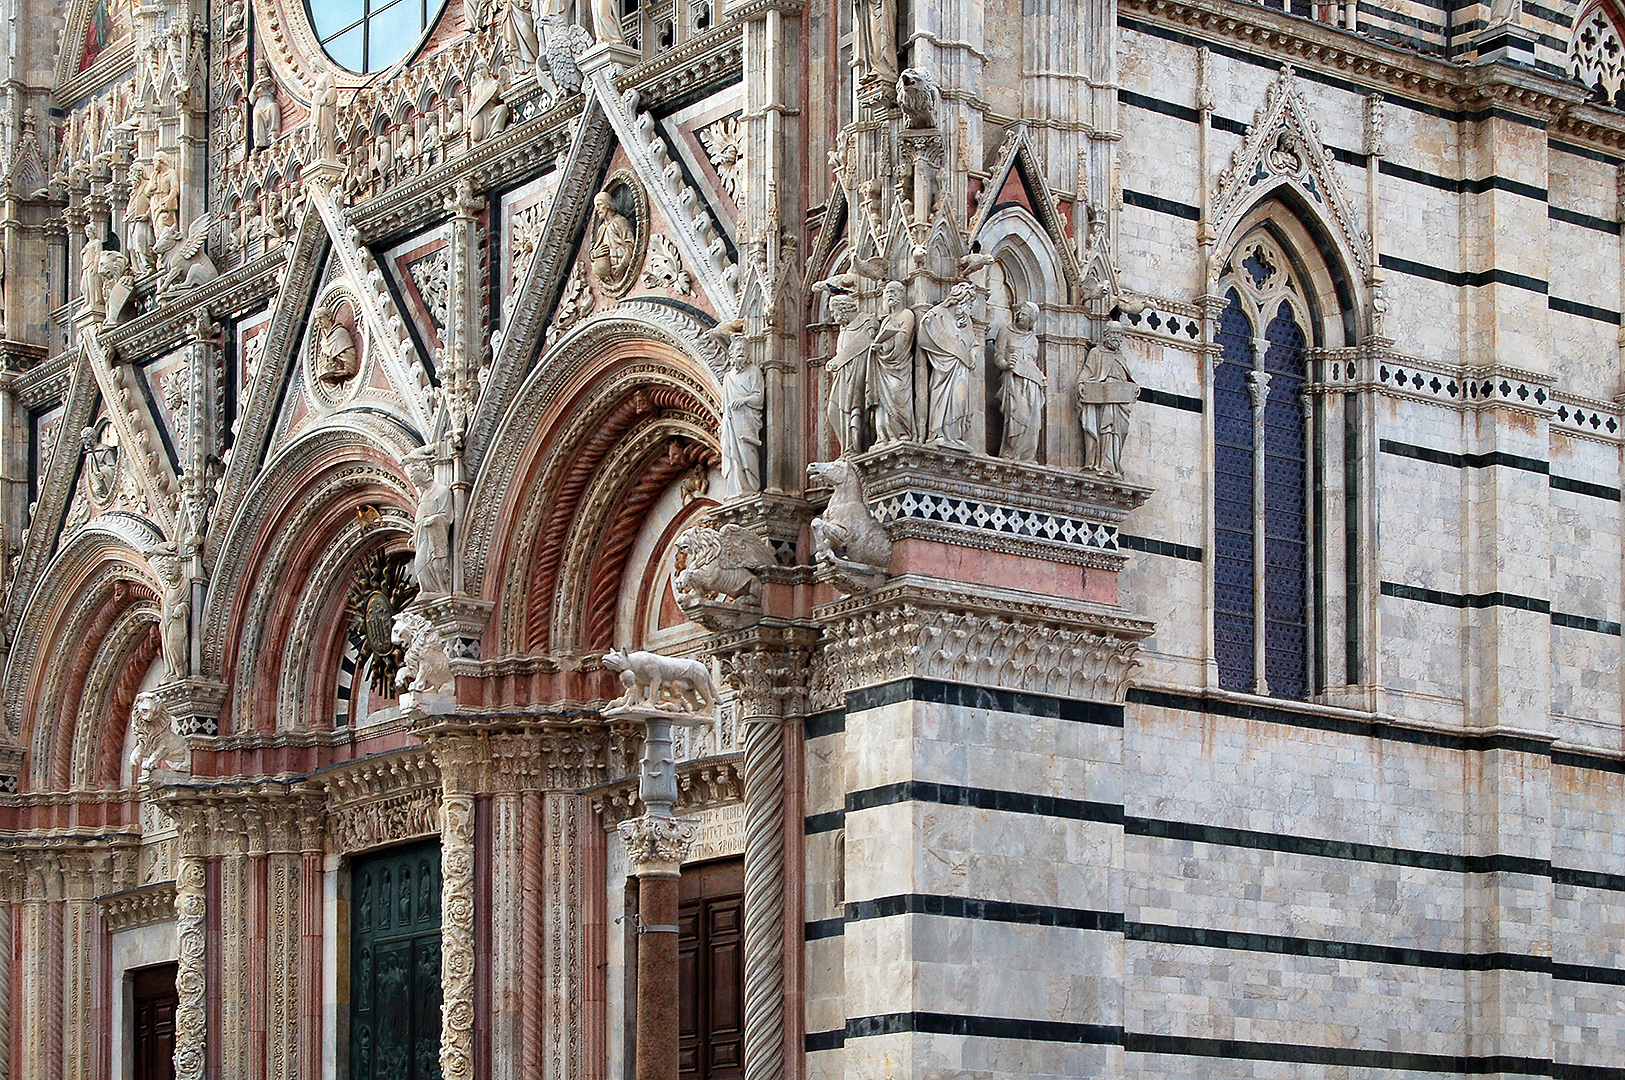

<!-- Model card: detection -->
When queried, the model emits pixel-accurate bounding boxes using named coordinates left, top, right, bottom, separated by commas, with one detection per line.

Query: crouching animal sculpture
left=674, top=524, right=777, bottom=604
left=603, top=648, right=718, bottom=714
left=808, top=457, right=890, bottom=593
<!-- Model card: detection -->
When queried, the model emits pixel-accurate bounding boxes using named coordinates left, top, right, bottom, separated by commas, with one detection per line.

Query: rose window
left=305, top=0, right=449, bottom=73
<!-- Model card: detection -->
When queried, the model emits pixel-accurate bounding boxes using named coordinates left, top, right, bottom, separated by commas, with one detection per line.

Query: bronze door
left=350, top=840, right=443, bottom=1080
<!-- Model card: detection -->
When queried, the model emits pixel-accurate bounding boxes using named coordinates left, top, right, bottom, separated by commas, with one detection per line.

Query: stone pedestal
left=579, top=41, right=642, bottom=77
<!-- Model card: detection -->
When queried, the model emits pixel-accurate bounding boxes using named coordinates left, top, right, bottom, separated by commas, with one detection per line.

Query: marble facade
left=0, top=0, right=1619, bottom=1077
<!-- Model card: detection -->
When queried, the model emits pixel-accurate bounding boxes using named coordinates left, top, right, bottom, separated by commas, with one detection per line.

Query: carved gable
left=1210, top=66, right=1371, bottom=289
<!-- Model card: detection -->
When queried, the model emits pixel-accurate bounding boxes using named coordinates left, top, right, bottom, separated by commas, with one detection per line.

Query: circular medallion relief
left=306, top=286, right=366, bottom=408
left=303, top=0, right=450, bottom=74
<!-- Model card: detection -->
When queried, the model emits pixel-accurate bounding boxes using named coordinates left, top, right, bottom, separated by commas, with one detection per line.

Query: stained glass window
left=306, top=0, right=447, bottom=73
left=1213, top=235, right=1313, bottom=700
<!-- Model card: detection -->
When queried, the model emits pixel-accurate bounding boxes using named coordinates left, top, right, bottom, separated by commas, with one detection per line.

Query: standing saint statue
left=250, top=59, right=281, bottom=150
left=312, top=72, right=339, bottom=160
left=719, top=326, right=765, bottom=496
left=826, top=291, right=874, bottom=455
left=868, top=281, right=916, bottom=444
left=79, top=223, right=107, bottom=310
left=125, top=163, right=155, bottom=276
left=994, top=301, right=1044, bottom=462
left=160, top=559, right=190, bottom=680
left=405, top=445, right=456, bottom=596
left=853, top=0, right=898, bottom=83
left=590, top=189, right=637, bottom=292
left=1077, top=319, right=1137, bottom=474
left=591, top=0, right=624, bottom=42
left=919, top=281, right=977, bottom=450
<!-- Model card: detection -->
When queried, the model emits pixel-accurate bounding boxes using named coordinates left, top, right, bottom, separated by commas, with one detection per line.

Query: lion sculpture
left=673, top=524, right=777, bottom=604
left=602, top=648, right=718, bottom=715
left=392, top=611, right=453, bottom=694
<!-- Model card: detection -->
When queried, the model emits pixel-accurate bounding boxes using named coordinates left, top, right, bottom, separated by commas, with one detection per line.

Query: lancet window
left=1214, top=229, right=1314, bottom=699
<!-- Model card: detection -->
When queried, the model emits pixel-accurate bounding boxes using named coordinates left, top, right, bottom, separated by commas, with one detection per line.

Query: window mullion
left=1246, top=347, right=1272, bottom=697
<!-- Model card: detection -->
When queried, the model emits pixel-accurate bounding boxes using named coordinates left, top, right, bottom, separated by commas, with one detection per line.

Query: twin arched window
left=1214, top=230, right=1314, bottom=699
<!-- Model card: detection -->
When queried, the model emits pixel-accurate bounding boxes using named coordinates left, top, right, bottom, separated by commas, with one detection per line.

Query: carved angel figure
left=131, top=691, right=189, bottom=780
left=674, top=524, right=777, bottom=604
left=602, top=648, right=718, bottom=714
left=155, top=214, right=219, bottom=291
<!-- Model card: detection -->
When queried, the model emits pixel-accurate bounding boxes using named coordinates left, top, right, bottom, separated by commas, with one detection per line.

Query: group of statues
left=79, top=150, right=222, bottom=317
left=818, top=276, right=1135, bottom=472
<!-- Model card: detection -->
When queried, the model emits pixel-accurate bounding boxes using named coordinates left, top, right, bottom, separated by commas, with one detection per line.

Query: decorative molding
left=329, top=788, right=443, bottom=854
left=810, top=577, right=1153, bottom=712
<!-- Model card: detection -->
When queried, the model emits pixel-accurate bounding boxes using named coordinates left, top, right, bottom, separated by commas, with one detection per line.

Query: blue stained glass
left=1262, top=301, right=1308, bottom=699
left=1214, top=291, right=1256, bottom=692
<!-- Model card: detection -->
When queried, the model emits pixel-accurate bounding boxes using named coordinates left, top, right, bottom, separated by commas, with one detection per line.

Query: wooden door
left=678, top=857, right=744, bottom=1080
left=131, top=963, right=178, bottom=1080
left=350, top=840, right=443, bottom=1080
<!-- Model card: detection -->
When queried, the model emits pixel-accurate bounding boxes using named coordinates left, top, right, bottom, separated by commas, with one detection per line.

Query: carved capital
left=617, top=813, right=699, bottom=876
left=708, top=621, right=820, bottom=720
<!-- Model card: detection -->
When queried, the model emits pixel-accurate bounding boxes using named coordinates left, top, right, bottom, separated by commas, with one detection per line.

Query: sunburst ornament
left=348, top=551, right=418, bottom=698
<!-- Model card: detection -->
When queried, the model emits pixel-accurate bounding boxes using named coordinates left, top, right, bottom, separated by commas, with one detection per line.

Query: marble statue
left=160, top=559, right=190, bottom=680
left=896, top=67, right=942, bottom=130
left=312, top=72, right=338, bottom=160
left=405, top=444, right=455, bottom=596
left=591, top=0, right=625, bottom=43
left=155, top=214, right=219, bottom=290
left=392, top=611, right=454, bottom=694
left=994, top=301, right=1044, bottom=462
left=919, top=281, right=977, bottom=450
left=124, top=163, right=155, bottom=275
left=674, top=524, right=776, bottom=604
left=719, top=328, right=765, bottom=496
left=868, top=281, right=916, bottom=444
left=603, top=648, right=718, bottom=713
left=79, top=223, right=107, bottom=309
left=314, top=311, right=360, bottom=384
left=508, top=0, right=540, bottom=68
left=590, top=190, right=637, bottom=291
left=250, top=59, right=281, bottom=150
left=853, top=0, right=897, bottom=83
left=1077, top=319, right=1136, bottom=474
left=468, top=58, right=510, bottom=143
left=808, top=457, right=890, bottom=586
left=826, top=291, right=874, bottom=454
left=131, top=691, right=189, bottom=779
left=148, top=155, right=180, bottom=234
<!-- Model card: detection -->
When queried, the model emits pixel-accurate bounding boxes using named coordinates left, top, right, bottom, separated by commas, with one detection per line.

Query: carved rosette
left=708, top=623, right=817, bottom=1080
left=440, top=792, right=476, bottom=1080
left=617, top=814, right=699, bottom=877
left=172, top=822, right=209, bottom=1080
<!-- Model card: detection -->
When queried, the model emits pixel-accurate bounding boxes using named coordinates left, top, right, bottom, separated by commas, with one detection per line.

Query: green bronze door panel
left=351, top=840, right=442, bottom=1080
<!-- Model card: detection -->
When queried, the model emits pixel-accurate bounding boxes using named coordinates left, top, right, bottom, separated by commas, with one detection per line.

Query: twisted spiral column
left=714, top=626, right=816, bottom=1080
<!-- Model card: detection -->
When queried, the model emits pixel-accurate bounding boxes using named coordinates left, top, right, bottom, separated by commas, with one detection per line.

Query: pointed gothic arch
left=1210, top=194, right=1361, bottom=700
left=1572, top=1, right=1625, bottom=108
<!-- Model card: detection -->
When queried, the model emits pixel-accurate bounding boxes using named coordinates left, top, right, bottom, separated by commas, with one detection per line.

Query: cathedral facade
left=0, top=0, right=1622, bottom=1077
